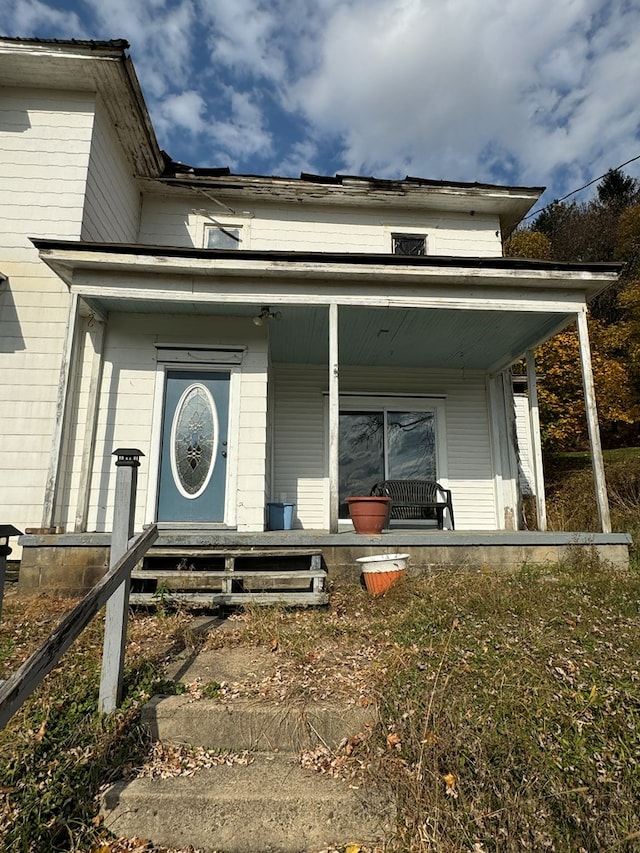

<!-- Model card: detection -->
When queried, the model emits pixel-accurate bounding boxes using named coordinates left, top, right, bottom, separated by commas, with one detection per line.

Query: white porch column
left=576, top=308, right=611, bottom=532
left=328, top=303, right=340, bottom=532
left=74, top=317, right=106, bottom=532
left=526, top=350, right=547, bottom=531
left=41, top=293, right=80, bottom=529
left=488, top=370, right=520, bottom=530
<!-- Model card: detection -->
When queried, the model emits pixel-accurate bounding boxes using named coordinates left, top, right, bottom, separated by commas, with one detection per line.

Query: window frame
left=333, top=394, right=448, bottom=523
left=391, top=232, right=427, bottom=255
left=195, top=213, right=252, bottom=250
left=383, top=225, right=431, bottom=255
left=205, top=224, right=242, bottom=250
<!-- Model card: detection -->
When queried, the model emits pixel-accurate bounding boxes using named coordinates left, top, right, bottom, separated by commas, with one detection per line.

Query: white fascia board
left=69, top=276, right=586, bottom=316
left=37, top=247, right=618, bottom=298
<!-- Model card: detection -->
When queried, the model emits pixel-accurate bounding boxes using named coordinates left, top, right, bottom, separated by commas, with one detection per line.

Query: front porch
left=18, top=528, right=632, bottom=595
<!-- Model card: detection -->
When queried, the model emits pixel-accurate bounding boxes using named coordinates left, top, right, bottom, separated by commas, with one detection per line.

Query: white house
left=0, top=37, right=628, bottom=588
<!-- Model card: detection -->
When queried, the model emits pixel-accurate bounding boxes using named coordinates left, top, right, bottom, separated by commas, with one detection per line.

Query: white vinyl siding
left=81, top=99, right=140, bottom=242
left=271, top=364, right=497, bottom=530
left=0, top=88, right=94, bottom=536
left=69, top=313, right=269, bottom=533
left=138, top=195, right=503, bottom=256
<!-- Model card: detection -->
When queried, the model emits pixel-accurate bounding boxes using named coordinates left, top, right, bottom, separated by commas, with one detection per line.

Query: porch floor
left=17, top=528, right=632, bottom=593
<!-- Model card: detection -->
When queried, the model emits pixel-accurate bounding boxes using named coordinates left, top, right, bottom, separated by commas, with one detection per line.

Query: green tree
left=507, top=172, right=640, bottom=449
left=597, top=168, right=638, bottom=209
left=504, top=230, right=551, bottom=259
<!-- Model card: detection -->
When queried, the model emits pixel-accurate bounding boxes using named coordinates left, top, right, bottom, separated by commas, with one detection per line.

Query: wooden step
left=129, top=588, right=329, bottom=606
left=145, top=547, right=322, bottom=559
left=132, top=548, right=328, bottom=607
left=131, top=568, right=327, bottom=592
left=132, top=568, right=326, bottom=584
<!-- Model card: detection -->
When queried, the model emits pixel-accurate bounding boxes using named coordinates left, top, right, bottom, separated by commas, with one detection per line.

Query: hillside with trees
left=505, top=169, right=640, bottom=451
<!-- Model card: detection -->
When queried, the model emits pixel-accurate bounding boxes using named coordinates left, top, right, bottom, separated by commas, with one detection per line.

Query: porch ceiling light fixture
left=252, top=306, right=282, bottom=326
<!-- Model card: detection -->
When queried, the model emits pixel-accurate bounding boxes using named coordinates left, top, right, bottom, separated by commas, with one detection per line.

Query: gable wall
left=81, top=97, right=140, bottom=242
left=0, top=88, right=95, bottom=534
left=271, top=363, right=497, bottom=530
left=138, top=194, right=503, bottom=256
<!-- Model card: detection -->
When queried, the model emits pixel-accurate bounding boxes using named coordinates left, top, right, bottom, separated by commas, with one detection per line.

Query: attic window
left=206, top=225, right=241, bottom=249
left=392, top=234, right=426, bottom=255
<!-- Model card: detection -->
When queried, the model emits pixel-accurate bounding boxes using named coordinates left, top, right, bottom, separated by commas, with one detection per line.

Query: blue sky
left=2, top=0, right=640, bottom=216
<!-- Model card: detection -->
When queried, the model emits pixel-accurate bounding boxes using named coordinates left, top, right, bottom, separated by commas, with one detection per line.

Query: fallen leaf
left=345, top=734, right=363, bottom=755
left=386, top=732, right=401, bottom=750
left=443, top=772, right=458, bottom=798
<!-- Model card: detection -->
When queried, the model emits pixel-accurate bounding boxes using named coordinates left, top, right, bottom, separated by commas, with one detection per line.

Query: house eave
left=0, top=36, right=164, bottom=178
left=150, top=172, right=544, bottom=235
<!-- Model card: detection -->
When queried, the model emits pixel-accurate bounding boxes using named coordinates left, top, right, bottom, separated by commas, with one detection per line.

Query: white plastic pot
left=356, top=553, right=409, bottom=595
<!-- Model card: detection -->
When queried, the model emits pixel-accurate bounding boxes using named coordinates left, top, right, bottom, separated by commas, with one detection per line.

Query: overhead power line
left=522, top=152, right=640, bottom=222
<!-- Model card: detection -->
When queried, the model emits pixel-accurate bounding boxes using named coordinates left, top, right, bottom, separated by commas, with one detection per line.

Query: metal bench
left=370, top=480, right=455, bottom=530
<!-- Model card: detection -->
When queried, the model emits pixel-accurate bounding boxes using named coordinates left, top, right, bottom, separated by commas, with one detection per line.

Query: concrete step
left=101, top=646, right=388, bottom=851
left=149, top=646, right=377, bottom=752
left=143, top=695, right=377, bottom=753
left=101, top=753, right=391, bottom=853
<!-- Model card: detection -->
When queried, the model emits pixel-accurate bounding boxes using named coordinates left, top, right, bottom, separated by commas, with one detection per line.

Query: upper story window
left=392, top=233, right=426, bottom=255
left=206, top=225, right=241, bottom=249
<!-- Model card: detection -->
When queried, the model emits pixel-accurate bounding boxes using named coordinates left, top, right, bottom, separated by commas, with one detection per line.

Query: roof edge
left=31, top=238, right=623, bottom=275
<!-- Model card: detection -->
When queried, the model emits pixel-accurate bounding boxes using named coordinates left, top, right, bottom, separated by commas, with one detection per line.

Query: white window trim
left=146, top=360, right=242, bottom=528
left=195, top=213, right=252, bottom=249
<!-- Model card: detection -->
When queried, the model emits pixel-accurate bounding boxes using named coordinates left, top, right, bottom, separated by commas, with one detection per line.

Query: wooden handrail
left=0, top=523, right=158, bottom=729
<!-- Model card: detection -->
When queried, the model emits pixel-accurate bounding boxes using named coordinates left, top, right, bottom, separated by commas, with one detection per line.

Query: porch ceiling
left=83, top=299, right=571, bottom=371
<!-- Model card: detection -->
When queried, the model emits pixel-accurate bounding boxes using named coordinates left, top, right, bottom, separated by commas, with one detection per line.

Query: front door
left=157, top=370, right=230, bottom=522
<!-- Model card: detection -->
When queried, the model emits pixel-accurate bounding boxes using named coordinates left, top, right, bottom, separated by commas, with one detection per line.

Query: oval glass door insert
left=170, top=383, right=219, bottom=499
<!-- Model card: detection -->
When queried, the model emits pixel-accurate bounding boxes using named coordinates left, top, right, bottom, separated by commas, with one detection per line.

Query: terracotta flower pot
left=346, top=496, right=391, bottom=534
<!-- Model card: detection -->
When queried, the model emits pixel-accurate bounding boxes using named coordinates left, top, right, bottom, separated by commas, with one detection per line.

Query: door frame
left=146, top=361, right=242, bottom=527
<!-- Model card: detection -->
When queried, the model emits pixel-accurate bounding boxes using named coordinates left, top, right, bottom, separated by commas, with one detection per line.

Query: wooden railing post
left=99, top=448, right=144, bottom=714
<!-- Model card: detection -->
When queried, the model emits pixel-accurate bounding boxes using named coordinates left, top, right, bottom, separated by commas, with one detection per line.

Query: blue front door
left=157, top=370, right=230, bottom=522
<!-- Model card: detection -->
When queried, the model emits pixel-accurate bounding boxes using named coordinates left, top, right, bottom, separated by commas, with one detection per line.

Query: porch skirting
left=17, top=529, right=632, bottom=594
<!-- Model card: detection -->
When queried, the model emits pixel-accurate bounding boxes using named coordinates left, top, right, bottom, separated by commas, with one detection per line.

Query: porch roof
left=33, top=238, right=621, bottom=289
left=33, top=240, right=621, bottom=373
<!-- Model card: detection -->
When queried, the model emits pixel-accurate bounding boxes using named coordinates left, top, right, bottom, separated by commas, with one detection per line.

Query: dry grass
left=544, top=449, right=640, bottom=564
left=1, top=497, right=639, bottom=851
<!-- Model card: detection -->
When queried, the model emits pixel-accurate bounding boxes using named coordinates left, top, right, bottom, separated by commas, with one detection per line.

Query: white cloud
left=275, top=139, right=321, bottom=177
left=82, top=0, right=196, bottom=97
left=1, top=0, right=639, bottom=200
left=1, top=0, right=87, bottom=37
left=206, top=88, right=273, bottom=167
left=199, top=0, right=285, bottom=82
left=154, top=90, right=207, bottom=140
left=284, top=0, right=640, bottom=195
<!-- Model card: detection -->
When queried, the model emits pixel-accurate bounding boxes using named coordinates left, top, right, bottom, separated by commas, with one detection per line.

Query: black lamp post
left=0, top=524, right=22, bottom=622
